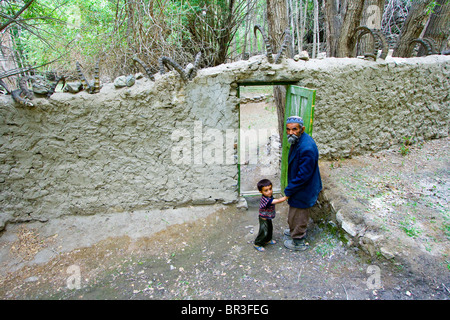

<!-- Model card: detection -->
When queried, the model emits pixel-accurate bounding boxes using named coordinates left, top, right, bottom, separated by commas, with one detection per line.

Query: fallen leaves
left=9, top=227, right=58, bottom=261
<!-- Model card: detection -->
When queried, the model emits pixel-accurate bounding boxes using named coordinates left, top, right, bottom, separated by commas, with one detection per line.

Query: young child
left=254, top=179, right=288, bottom=252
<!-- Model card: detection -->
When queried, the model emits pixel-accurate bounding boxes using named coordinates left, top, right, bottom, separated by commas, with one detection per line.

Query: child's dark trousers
left=254, top=217, right=273, bottom=246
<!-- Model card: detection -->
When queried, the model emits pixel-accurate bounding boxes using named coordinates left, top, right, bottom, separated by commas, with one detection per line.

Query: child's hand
left=272, top=196, right=288, bottom=204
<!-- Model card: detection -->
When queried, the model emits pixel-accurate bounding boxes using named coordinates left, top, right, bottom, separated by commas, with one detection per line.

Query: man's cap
left=286, top=116, right=304, bottom=126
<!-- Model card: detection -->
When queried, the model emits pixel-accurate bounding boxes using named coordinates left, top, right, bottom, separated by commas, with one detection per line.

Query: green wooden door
left=280, top=86, right=316, bottom=191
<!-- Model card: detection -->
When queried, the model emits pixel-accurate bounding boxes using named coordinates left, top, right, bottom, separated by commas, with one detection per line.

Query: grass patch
left=399, top=216, right=422, bottom=238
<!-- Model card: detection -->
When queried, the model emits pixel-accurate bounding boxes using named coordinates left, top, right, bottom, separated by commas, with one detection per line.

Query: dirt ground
left=239, top=89, right=281, bottom=194
left=0, top=193, right=448, bottom=300
left=0, top=140, right=449, bottom=301
left=322, top=136, right=449, bottom=283
left=0, top=91, right=448, bottom=301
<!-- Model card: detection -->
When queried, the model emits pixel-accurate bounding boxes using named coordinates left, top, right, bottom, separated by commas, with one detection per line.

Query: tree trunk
left=312, top=0, right=319, bottom=58
left=215, top=0, right=236, bottom=65
left=421, top=0, right=450, bottom=53
left=325, top=0, right=366, bottom=57
left=252, top=2, right=258, bottom=54
left=289, top=0, right=295, bottom=54
left=242, top=0, right=251, bottom=59
left=126, top=0, right=136, bottom=49
left=295, top=0, right=301, bottom=53
left=324, top=0, right=346, bottom=57
left=0, top=29, right=19, bottom=90
left=266, top=0, right=289, bottom=140
left=266, top=0, right=289, bottom=55
left=358, top=0, right=385, bottom=56
left=336, top=0, right=366, bottom=57
left=393, top=0, right=431, bottom=57
left=300, top=0, right=307, bottom=53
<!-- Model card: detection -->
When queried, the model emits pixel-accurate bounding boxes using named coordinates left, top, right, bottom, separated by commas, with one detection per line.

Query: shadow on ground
left=1, top=195, right=448, bottom=300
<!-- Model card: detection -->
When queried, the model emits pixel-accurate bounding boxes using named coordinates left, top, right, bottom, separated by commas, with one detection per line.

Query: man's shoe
left=284, top=238, right=309, bottom=251
left=284, top=229, right=308, bottom=239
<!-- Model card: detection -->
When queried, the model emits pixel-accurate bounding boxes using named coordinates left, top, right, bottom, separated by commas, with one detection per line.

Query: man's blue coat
left=284, top=133, right=322, bottom=208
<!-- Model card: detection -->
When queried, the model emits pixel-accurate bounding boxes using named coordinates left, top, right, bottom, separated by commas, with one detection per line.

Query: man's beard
left=287, top=134, right=299, bottom=144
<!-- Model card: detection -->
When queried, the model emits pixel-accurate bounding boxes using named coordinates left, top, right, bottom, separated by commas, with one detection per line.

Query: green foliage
left=0, top=0, right=313, bottom=77
left=443, top=221, right=450, bottom=241
left=400, top=136, right=412, bottom=156
left=1, top=0, right=261, bottom=77
left=1, top=0, right=80, bottom=71
left=400, top=215, right=422, bottom=238
left=426, top=1, right=441, bottom=15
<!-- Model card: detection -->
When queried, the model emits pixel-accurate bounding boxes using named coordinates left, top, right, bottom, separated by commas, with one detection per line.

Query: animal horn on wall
left=92, top=59, right=101, bottom=93
left=76, top=60, right=100, bottom=93
left=422, top=38, right=438, bottom=55
left=371, top=30, right=388, bottom=60
left=354, top=26, right=388, bottom=60
left=76, top=62, right=92, bottom=92
left=47, top=75, right=66, bottom=98
left=254, top=24, right=274, bottom=64
left=408, top=38, right=436, bottom=56
left=18, top=76, right=34, bottom=100
left=133, top=55, right=155, bottom=81
left=159, top=56, right=188, bottom=82
left=11, top=78, right=33, bottom=107
left=0, top=79, right=11, bottom=94
left=274, top=28, right=291, bottom=64
left=187, top=52, right=202, bottom=80
left=11, top=89, right=32, bottom=106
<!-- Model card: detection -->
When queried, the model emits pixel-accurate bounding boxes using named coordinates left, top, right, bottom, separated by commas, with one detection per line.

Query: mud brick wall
left=295, top=57, right=450, bottom=158
left=0, top=55, right=448, bottom=227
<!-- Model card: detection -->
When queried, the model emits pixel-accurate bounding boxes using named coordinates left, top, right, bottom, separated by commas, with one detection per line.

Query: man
left=283, top=116, right=322, bottom=251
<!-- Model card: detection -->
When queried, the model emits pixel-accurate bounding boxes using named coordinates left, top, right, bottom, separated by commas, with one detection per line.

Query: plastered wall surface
left=0, top=55, right=448, bottom=227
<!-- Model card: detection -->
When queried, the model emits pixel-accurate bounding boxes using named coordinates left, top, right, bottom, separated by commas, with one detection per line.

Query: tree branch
left=0, top=0, right=35, bottom=32
left=0, top=54, right=65, bottom=81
